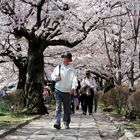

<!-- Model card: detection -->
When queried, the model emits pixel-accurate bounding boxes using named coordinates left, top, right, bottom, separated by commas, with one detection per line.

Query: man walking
left=80, top=70, right=97, bottom=115
left=51, top=52, right=78, bottom=129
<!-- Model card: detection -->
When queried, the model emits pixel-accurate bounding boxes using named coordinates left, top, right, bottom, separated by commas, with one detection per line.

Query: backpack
left=45, top=80, right=56, bottom=92
left=47, top=65, right=61, bottom=92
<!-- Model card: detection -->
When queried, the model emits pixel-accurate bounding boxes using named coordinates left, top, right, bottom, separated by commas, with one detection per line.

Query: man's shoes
left=64, top=122, right=70, bottom=129
left=75, top=106, right=79, bottom=110
left=64, top=124, right=70, bottom=129
left=94, top=109, right=97, bottom=112
left=71, top=110, right=75, bottom=114
left=54, top=124, right=61, bottom=129
left=83, top=112, right=86, bottom=115
left=64, top=125, right=70, bottom=129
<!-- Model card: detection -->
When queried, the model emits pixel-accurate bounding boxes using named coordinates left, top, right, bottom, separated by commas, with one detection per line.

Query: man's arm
left=51, top=66, right=61, bottom=82
left=70, top=70, right=78, bottom=95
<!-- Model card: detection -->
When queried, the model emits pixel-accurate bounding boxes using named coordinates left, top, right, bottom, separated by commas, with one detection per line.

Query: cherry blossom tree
left=44, top=0, right=140, bottom=93
left=0, top=0, right=139, bottom=114
left=0, top=0, right=104, bottom=114
left=89, top=0, right=140, bottom=91
left=0, top=38, right=27, bottom=90
left=124, top=1, right=140, bottom=90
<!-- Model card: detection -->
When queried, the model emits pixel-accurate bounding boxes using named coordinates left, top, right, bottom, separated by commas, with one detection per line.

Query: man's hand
left=70, top=89, right=75, bottom=95
left=74, top=91, right=77, bottom=97
left=83, top=84, right=89, bottom=88
left=55, top=76, right=61, bottom=81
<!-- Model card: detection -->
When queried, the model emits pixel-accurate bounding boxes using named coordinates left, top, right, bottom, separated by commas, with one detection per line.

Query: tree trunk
left=117, top=71, right=122, bottom=85
left=16, top=66, right=27, bottom=107
left=17, top=66, right=27, bottom=89
left=129, top=60, right=135, bottom=91
left=25, top=43, right=48, bottom=115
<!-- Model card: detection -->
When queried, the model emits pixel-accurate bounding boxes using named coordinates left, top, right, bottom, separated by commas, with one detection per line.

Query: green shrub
left=128, top=90, right=140, bottom=117
left=99, top=91, right=110, bottom=108
left=2, top=89, right=25, bottom=111
left=0, top=100, right=9, bottom=112
left=106, top=85, right=130, bottom=114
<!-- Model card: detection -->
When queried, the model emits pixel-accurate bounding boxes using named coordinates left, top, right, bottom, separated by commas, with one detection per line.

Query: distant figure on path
left=80, top=70, right=97, bottom=115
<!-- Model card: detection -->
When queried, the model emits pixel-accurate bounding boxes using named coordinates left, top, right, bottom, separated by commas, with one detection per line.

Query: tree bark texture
left=25, top=40, right=48, bottom=114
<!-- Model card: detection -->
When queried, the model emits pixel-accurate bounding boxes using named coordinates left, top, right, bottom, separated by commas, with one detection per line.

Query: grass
left=0, top=112, right=33, bottom=121
left=0, top=111, right=36, bottom=128
left=129, top=120, right=140, bottom=131
left=99, top=103, right=140, bottom=132
left=0, top=98, right=54, bottom=129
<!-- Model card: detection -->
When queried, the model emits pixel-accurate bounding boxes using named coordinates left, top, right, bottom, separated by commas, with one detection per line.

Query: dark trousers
left=82, top=94, right=94, bottom=114
left=70, top=95, right=74, bottom=114
left=54, top=89, right=71, bottom=125
left=94, top=93, right=98, bottom=112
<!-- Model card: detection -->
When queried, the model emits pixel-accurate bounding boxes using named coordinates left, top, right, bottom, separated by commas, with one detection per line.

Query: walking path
left=1, top=109, right=122, bottom=140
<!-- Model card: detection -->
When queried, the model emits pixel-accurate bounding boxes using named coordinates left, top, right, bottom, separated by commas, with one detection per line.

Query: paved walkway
left=1, top=109, right=122, bottom=140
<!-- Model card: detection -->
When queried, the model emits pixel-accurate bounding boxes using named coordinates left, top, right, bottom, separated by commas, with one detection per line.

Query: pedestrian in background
left=75, top=79, right=81, bottom=110
left=80, top=70, right=97, bottom=115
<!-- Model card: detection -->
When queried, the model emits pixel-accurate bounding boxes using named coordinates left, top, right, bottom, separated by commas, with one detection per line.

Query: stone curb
left=105, top=113, right=135, bottom=140
left=0, top=115, right=41, bottom=138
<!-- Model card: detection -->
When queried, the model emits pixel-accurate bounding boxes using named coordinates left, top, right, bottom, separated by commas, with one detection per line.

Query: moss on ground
left=0, top=111, right=35, bottom=128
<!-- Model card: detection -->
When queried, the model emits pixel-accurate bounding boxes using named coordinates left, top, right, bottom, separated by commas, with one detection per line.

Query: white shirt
left=51, top=64, right=78, bottom=93
left=81, top=76, right=97, bottom=92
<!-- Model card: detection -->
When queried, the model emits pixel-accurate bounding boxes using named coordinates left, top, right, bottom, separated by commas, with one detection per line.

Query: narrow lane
left=1, top=110, right=120, bottom=140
